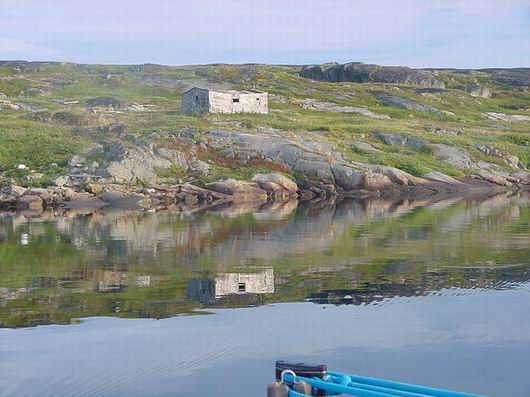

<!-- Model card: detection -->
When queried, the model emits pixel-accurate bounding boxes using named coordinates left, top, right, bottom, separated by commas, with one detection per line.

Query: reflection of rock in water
left=188, top=268, right=274, bottom=304
left=305, top=265, right=530, bottom=306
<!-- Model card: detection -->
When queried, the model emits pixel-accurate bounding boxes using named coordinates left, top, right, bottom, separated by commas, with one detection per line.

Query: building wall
left=208, top=91, right=235, bottom=114
left=209, top=91, right=268, bottom=114
left=181, top=88, right=209, bottom=114
left=183, top=88, right=269, bottom=114
left=239, top=92, right=268, bottom=114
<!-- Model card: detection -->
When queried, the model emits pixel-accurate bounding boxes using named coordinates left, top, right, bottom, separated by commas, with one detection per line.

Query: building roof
left=183, top=86, right=266, bottom=95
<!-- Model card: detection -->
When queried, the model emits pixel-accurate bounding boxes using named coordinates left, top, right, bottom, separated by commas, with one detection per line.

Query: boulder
left=464, top=84, right=492, bottom=98
left=374, top=132, right=407, bottom=146
left=371, top=165, right=426, bottom=186
left=424, top=172, right=463, bottom=185
left=84, top=183, right=104, bottom=195
left=17, top=195, right=43, bottom=211
left=300, top=62, right=445, bottom=89
left=373, top=132, right=428, bottom=150
left=251, top=173, right=298, bottom=198
left=180, top=183, right=225, bottom=201
left=53, top=175, right=70, bottom=187
left=363, top=173, right=393, bottom=191
left=68, top=155, right=86, bottom=167
left=205, top=179, right=267, bottom=202
left=188, top=160, right=210, bottom=177
left=476, top=171, right=512, bottom=187
left=26, top=188, right=54, bottom=206
left=1, top=184, right=27, bottom=198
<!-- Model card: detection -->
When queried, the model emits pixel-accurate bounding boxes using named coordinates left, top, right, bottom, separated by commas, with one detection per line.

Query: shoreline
left=1, top=178, right=526, bottom=218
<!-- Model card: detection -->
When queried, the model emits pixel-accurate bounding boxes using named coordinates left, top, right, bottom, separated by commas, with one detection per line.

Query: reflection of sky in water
left=1, top=285, right=529, bottom=397
left=1, top=195, right=530, bottom=396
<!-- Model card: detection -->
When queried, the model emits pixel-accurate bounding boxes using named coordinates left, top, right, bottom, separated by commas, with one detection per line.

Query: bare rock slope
left=300, top=62, right=445, bottom=89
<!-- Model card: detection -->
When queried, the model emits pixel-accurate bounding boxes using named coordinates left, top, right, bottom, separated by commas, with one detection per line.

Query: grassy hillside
left=0, top=61, right=529, bottom=186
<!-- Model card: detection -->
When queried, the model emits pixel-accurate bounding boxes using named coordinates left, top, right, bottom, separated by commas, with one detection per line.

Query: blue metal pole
left=345, top=379, right=439, bottom=397
left=282, top=373, right=407, bottom=397
left=329, top=371, right=486, bottom=397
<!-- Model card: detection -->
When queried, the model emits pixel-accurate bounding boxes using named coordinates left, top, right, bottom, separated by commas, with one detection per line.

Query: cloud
left=0, top=37, right=56, bottom=59
left=0, top=0, right=529, bottom=67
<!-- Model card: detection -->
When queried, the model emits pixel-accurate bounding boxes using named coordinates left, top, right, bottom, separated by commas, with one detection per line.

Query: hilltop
left=0, top=60, right=529, bottom=212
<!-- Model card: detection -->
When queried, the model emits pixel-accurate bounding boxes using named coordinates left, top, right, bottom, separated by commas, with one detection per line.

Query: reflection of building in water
left=188, top=268, right=274, bottom=304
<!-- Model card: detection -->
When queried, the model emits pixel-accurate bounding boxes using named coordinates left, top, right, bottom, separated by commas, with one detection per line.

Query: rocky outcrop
left=1, top=184, right=27, bottom=198
left=376, top=93, right=440, bottom=113
left=206, top=129, right=425, bottom=195
left=426, top=126, right=461, bottom=136
left=351, top=141, right=382, bottom=153
left=205, top=179, right=268, bottom=202
left=298, top=99, right=390, bottom=120
left=85, top=97, right=122, bottom=110
left=483, top=112, right=530, bottom=122
left=251, top=173, right=298, bottom=199
left=431, top=144, right=474, bottom=169
left=300, top=62, right=445, bottom=89
left=485, top=68, right=530, bottom=87
left=463, top=84, right=492, bottom=98
left=476, top=145, right=526, bottom=170
left=424, top=172, right=463, bottom=185
left=430, top=144, right=525, bottom=187
left=373, top=132, right=427, bottom=150
left=66, top=142, right=209, bottom=186
left=512, top=171, right=530, bottom=185
left=16, top=195, right=44, bottom=211
left=0, top=170, right=300, bottom=213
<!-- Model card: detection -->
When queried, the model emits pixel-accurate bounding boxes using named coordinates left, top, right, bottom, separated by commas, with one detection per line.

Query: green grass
left=0, top=110, right=87, bottom=185
left=1, top=62, right=529, bottom=185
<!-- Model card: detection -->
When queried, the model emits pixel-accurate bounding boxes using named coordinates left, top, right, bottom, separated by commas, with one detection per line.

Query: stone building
left=181, top=87, right=268, bottom=114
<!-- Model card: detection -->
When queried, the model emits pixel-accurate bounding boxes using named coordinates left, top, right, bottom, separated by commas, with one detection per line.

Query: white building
left=181, top=87, right=268, bottom=114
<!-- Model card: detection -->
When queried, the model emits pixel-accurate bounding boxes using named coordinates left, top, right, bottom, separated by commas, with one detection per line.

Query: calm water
left=1, top=192, right=530, bottom=396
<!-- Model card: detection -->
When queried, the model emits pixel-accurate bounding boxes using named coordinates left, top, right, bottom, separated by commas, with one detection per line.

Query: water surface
left=1, top=192, right=529, bottom=396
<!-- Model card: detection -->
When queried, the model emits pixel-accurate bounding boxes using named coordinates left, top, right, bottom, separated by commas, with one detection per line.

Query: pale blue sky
left=1, top=0, right=529, bottom=68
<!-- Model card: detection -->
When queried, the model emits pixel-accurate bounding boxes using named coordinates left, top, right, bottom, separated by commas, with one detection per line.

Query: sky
left=1, top=0, right=529, bottom=68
